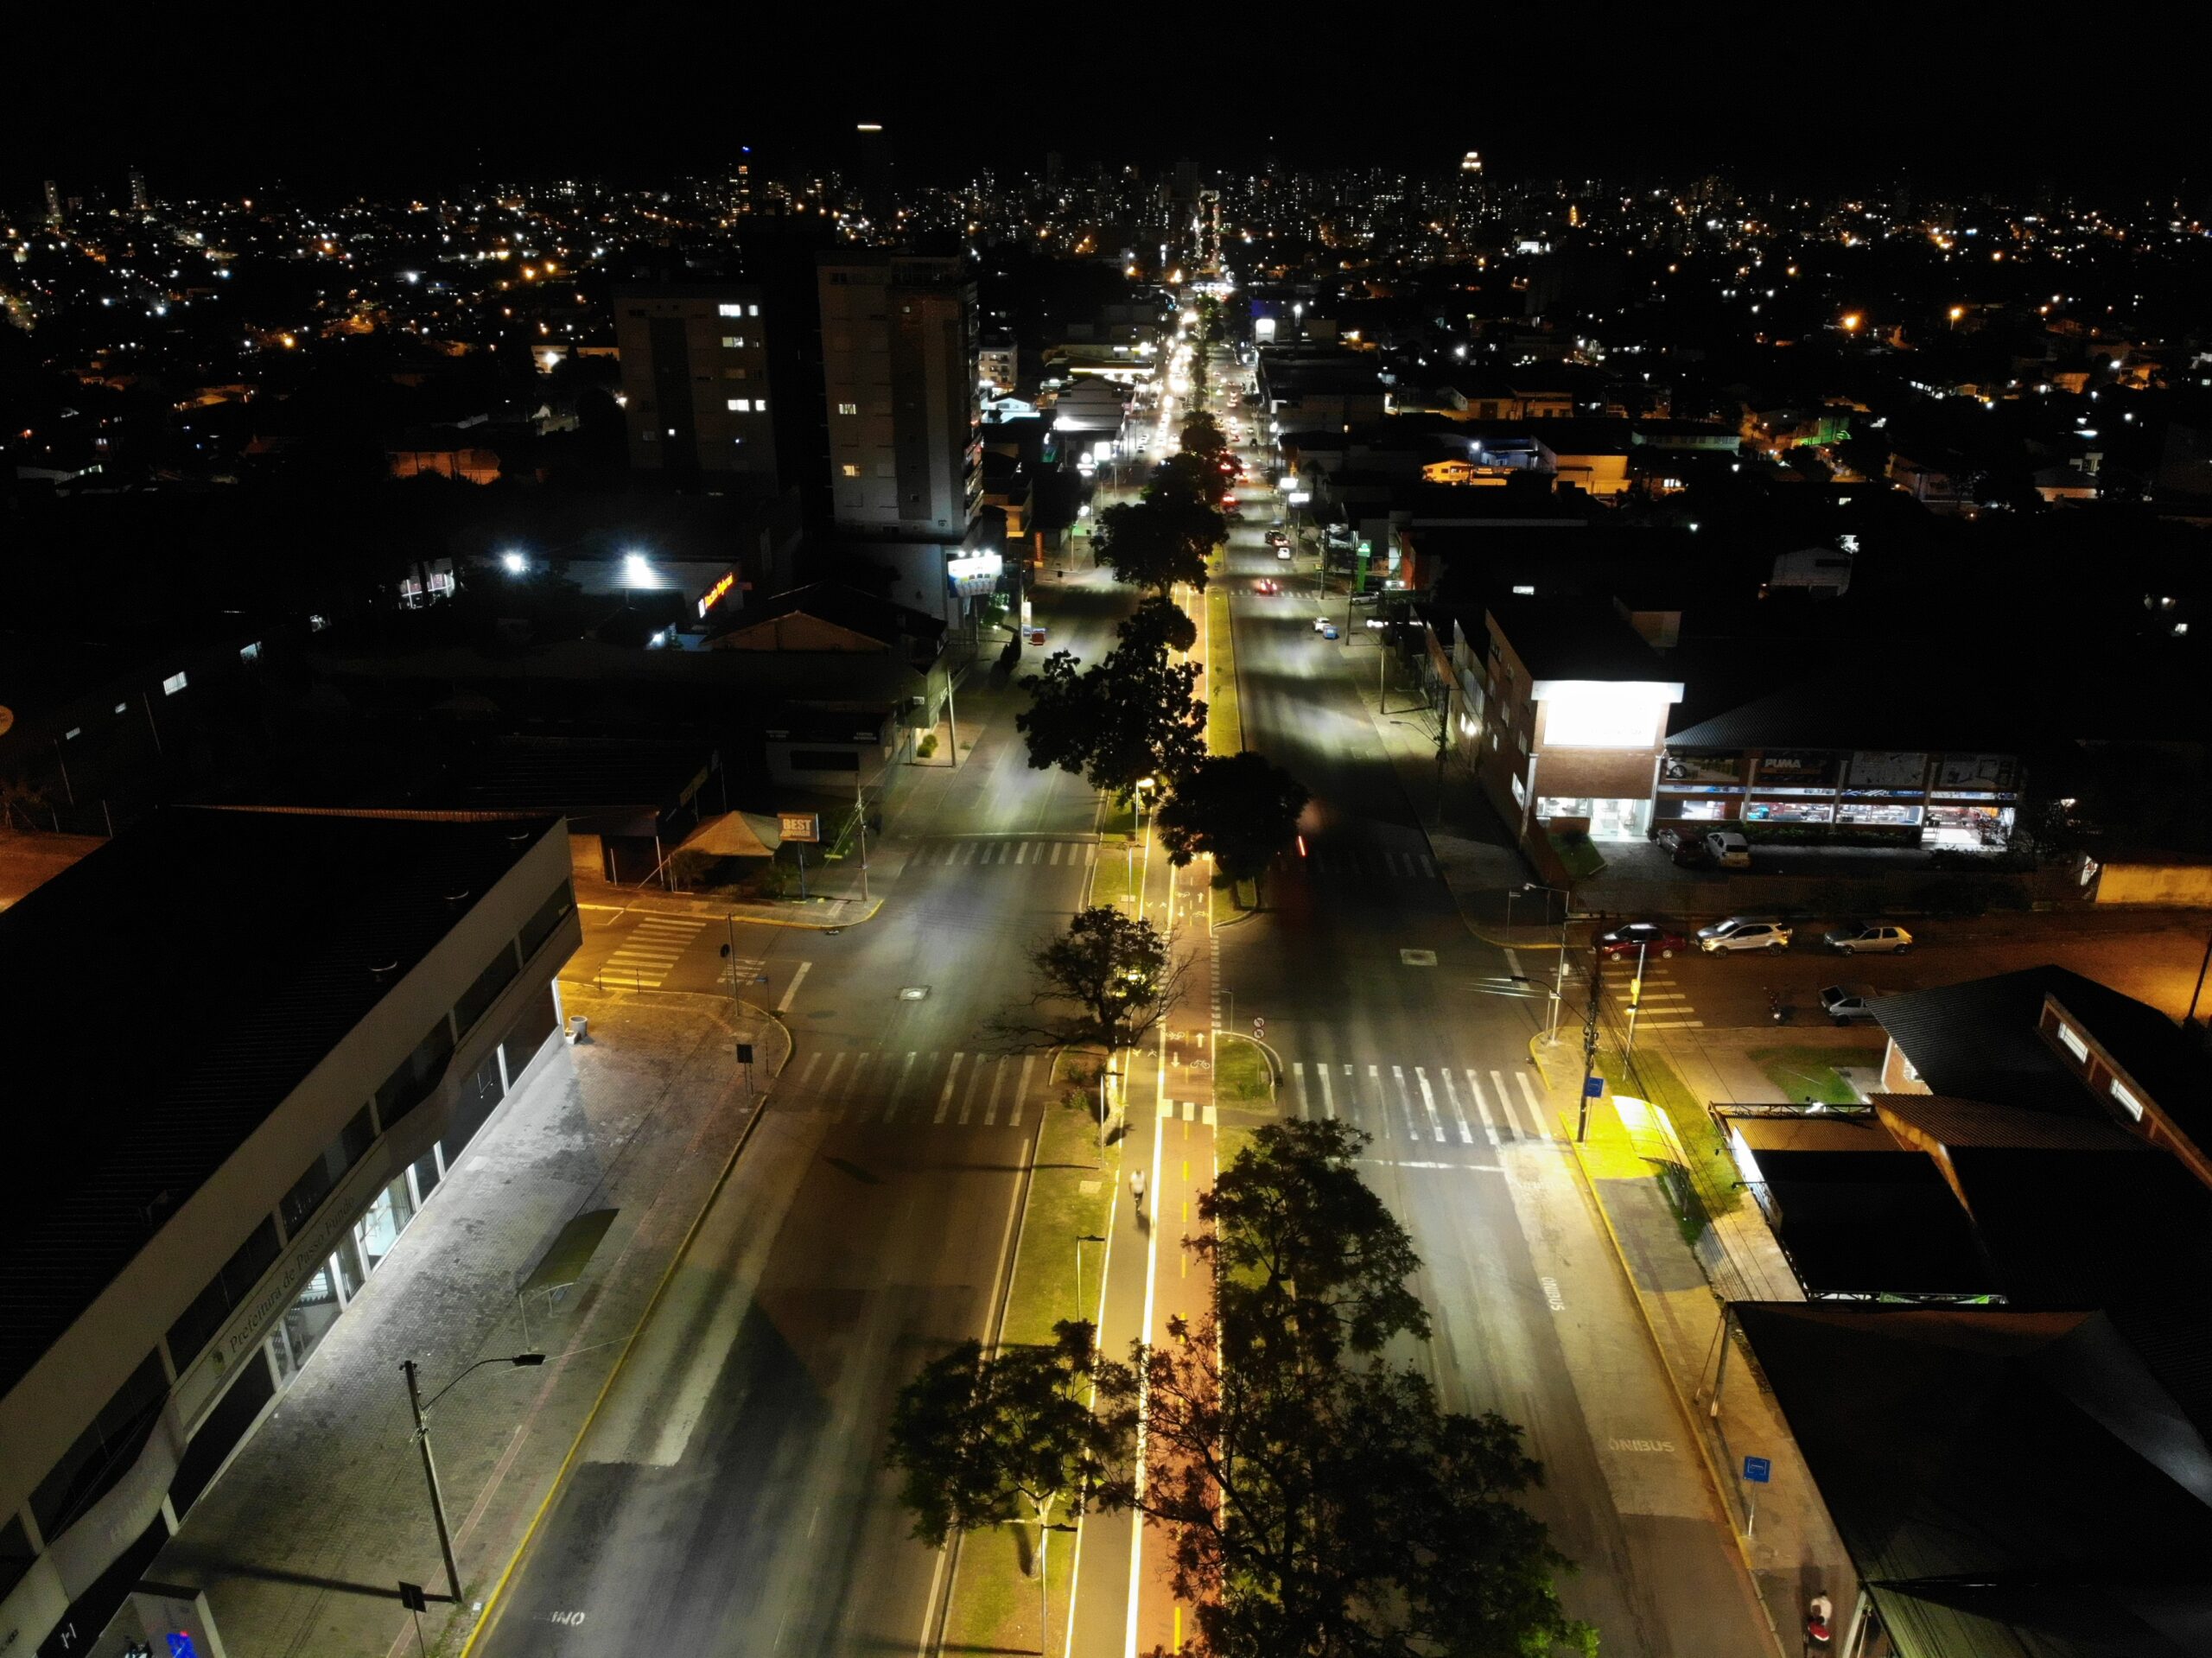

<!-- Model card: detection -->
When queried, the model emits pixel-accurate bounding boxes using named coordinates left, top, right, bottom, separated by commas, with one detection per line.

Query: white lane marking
left=1369, top=1064, right=1386, bottom=1139
left=1013, top=1054, right=1035, bottom=1125
left=1051, top=842, right=1065, bottom=865
left=984, top=1054, right=1009, bottom=1125
left=1016, top=842, right=1031, bottom=864
left=1124, top=1105, right=1167, bottom=1658
left=958, top=1055, right=990, bottom=1125
left=1541, top=1275, right=1567, bottom=1311
left=819, top=1051, right=848, bottom=1100
left=884, top=1051, right=919, bottom=1122
left=777, top=961, right=812, bottom=1013
left=1516, top=1070, right=1548, bottom=1135
left=1637, top=1020, right=1707, bottom=1030
left=1466, top=1070, right=1501, bottom=1147
left=934, top=1053, right=967, bottom=1124
left=1293, top=1061, right=1309, bottom=1121
left=1392, top=1064, right=1420, bottom=1139
left=1085, top=842, right=1096, bottom=864
left=1503, top=948, right=1524, bottom=980
left=1492, top=1070, right=1524, bottom=1137
left=832, top=1051, right=866, bottom=1121
left=1415, top=1068, right=1446, bottom=1143
left=1440, top=1069, right=1475, bottom=1144
left=1363, top=1159, right=1503, bottom=1172
left=1318, top=1065, right=1336, bottom=1120
left=798, top=1051, right=823, bottom=1088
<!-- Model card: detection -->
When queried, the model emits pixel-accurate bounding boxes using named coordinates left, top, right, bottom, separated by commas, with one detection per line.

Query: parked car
left=1705, top=830, right=1752, bottom=868
left=1596, top=922, right=1690, bottom=961
left=1696, top=917, right=1792, bottom=954
left=1656, top=826, right=1707, bottom=866
left=1818, top=984, right=1881, bottom=1024
left=1823, top=921, right=1915, bottom=956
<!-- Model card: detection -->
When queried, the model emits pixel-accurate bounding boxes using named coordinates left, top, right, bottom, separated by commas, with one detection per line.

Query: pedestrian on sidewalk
left=1130, top=1166, right=1146, bottom=1211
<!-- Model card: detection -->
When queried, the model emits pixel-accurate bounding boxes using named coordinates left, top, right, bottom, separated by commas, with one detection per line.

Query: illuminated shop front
left=1654, top=746, right=2018, bottom=848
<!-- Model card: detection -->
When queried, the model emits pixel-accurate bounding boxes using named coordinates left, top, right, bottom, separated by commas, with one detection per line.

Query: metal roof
left=0, top=807, right=560, bottom=1393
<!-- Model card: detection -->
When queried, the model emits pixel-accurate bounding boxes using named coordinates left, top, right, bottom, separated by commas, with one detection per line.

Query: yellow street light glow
left=1840, top=313, right=1863, bottom=333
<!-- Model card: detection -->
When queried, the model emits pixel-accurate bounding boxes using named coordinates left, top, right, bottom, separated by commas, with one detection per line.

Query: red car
left=1595, top=922, right=1689, bottom=961
left=1255, top=578, right=1279, bottom=594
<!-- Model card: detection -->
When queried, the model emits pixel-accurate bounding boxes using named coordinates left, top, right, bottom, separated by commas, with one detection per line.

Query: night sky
left=6, top=16, right=2198, bottom=202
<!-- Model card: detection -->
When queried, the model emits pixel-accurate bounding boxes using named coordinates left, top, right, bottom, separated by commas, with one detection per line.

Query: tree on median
left=1095, top=499, right=1215, bottom=595
left=999, top=905, right=1184, bottom=1051
left=1154, top=753, right=1310, bottom=907
left=1015, top=640, right=1206, bottom=802
left=1097, top=1317, right=1592, bottom=1658
left=887, top=1320, right=1125, bottom=1639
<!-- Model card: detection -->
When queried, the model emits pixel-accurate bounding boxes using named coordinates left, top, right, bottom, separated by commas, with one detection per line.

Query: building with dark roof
left=1737, top=1301, right=2212, bottom=1658
left=0, top=808, right=580, bottom=1655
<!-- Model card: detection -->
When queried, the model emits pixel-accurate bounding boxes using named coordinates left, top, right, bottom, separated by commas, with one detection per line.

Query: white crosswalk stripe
left=777, top=1045, right=1057, bottom=1131
left=1277, top=1058, right=1549, bottom=1143
left=599, top=916, right=708, bottom=988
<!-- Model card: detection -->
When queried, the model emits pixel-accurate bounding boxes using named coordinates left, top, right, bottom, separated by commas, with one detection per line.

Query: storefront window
left=1745, top=800, right=1834, bottom=824
left=353, top=1176, right=416, bottom=1274
left=1926, top=803, right=2013, bottom=848
left=274, top=1264, right=340, bottom=1382
left=1669, top=798, right=1732, bottom=821
left=1536, top=796, right=1593, bottom=820
left=1837, top=803, right=1923, bottom=826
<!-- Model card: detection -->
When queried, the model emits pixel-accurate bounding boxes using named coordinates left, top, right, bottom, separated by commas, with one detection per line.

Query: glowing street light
left=1840, top=313, right=1864, bottom=334
left=500, top=550, right=527, bottom=575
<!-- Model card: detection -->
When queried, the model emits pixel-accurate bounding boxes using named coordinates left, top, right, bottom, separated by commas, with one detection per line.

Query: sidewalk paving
left=144, top=986, right=780, bottom=1658
left=1530, top=1044, right=1856, bottom=1658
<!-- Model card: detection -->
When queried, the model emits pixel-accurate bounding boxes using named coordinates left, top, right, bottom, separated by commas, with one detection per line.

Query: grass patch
left=939, top=1055, right=1122, bottom=1656
left=1548, top=829, right=1606, bottom=881
left=1747, top=1045, right=1864, bottom=1107
left=1100, top=797, right=1137, bottom=838
left=1206, top=584, right=1242, bottom=756
left=1595, top=1045, right=1740, bottom=1239
left=1090, top=834, right=1143, bottom=912
left=1214, top=1034, right=1273, bottom=1105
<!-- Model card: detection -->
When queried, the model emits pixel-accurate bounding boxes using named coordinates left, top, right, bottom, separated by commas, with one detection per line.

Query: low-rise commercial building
left=0, top=809, right=580, bottom=1658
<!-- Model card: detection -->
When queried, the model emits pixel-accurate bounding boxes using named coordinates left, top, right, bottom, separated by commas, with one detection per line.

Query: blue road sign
left=1584, top=1076, right=1605, bottom=1098
left=1742, top=1455, right=1772, bottom=1484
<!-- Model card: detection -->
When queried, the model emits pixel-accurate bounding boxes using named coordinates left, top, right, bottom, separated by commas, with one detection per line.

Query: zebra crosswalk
left=1623, top=966, right=1704, bottom=1031
left=1287, top=1059, right=1556, bottom=1146
left=781, top=1045, right=1046, bottom=1129
left=595, top=915, right=709, bottom=989
left=914, top=837, right=1099, bottom=868
left=1303, top=847, right=1440, bottom=881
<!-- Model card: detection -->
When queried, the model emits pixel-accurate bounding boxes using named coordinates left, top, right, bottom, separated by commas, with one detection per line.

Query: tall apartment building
left=817, top=252, right=982, bottom=543
left=612, top=283, right=788, bottom=490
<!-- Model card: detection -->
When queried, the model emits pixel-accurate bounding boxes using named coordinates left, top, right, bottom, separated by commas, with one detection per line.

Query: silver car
left=1823, top=922, right=1915, bottom=956
left=1819, top=984, right=1881, bottom=1024
left=1696, top=917, right=1793, bottom=955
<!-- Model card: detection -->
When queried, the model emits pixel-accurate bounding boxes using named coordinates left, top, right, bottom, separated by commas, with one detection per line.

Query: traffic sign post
left=1741, top=1454, right=1771, bottom=1536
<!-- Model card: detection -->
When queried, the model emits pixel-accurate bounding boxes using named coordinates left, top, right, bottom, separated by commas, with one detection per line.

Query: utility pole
left=400, top=1360, right=462, bottom=1603
left=855, top=774, right=870, bottom=903
left=1625, top=939, right=1649, bottom=1053
left=1576, top=946, right=1603, bottom=1143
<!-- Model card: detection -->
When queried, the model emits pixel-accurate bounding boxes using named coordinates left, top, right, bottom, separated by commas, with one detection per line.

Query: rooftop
left=0, top=807, right=560, bottom=1392
left=1484, top=597, right=1680, bottom=685
left=1872, top=966, right=2192, bottom=1122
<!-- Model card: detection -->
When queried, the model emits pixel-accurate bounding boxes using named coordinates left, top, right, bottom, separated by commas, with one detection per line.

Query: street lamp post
left=1524, top=881, right=1570, bottom=1044
left=1625, top=939, right=1649, bottom=1054
left=401, top=1353, right=545, bottom=1602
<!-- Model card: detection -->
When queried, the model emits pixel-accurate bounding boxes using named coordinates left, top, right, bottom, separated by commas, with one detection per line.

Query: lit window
left=718, top=302, right=744, bottom=317
left=727, top=398, right=751, bottom=412
left=114, top=702, right=128, bottom=715
left=721, top=335, right=745, bottom=348
left=162, top=670, right=188, bottom=696
left=837, top=402, right=859, bottom=416
left=842, top=464, right=861, bottom=478
left=2055, top=1020, right=2089, bottom=1063
left=239, top=641, right=263, bottom=663
left=755, top=397, right=766, bottom=412
left=748, top=303, right=760, bottom=317
left=2110, top=1078, right=2145, bottom=1121
left=64, top=727, right=81, bottom=740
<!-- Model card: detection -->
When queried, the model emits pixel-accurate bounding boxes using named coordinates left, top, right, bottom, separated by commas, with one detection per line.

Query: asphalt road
left=1210, top=363, right=1775, bottom=1658
left=475, top=575, right=1133, bottom=1657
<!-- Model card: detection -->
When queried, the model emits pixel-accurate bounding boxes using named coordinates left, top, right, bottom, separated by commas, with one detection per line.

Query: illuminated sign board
left=697, top=571, right=738, bottom=619
left=947, top=552, right=1004, bottom=581
left=779, top=813, right=821, bottom=843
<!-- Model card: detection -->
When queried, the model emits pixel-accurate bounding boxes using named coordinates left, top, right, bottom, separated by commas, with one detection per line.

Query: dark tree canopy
left=1015, top=641, right=1206, bottom=802
left=887, top=1320, right=1116, bottom=1546
left=1154, top=752, right=1310, bottom=899
left=1094, top=498, right=1215, bottom=594
left=1002, top=906, right=1180, bottom=1051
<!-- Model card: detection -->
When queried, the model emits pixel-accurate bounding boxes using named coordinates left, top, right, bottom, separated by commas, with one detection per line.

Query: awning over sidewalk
left=679, top=810, right=785, bottom=859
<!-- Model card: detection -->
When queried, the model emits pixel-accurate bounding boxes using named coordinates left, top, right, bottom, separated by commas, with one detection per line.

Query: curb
left=1212, top=1030, right=1281, bottom=1106
left=459, top=1076, right=779, bottom=1656
left=1555, top=1127, right=1793, bottom=1658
